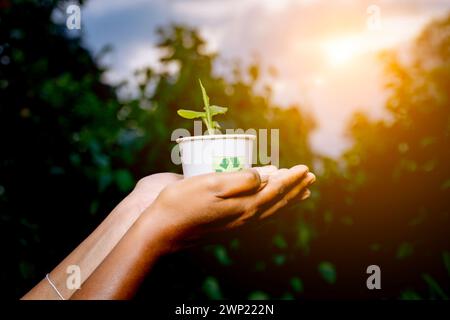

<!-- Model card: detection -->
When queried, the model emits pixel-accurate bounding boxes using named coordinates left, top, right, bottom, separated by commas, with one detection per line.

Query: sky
left=80, top=0, right=450, bottom=157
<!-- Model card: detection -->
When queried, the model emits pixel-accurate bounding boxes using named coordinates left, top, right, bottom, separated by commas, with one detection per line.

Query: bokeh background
left=1, top=0, right=449, bottom=299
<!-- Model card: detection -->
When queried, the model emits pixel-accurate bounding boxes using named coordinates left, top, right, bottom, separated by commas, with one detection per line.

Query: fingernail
left=301, top=190, right=311, bottom=200
left=260, top=174, right=269, bottom=183
left=293, top=164, right=309, bottom=174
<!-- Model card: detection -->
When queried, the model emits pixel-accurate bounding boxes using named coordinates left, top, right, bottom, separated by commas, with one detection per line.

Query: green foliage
left=213, top=245, right=232, bottom=266
left=177, top=79, right=228, bottom=134
left=313, top=13, right=450, bottom=299
left=273, top=254, right=286, bottom=266
left=202, top=276, right=223, bottom=300
left=290, top=277, right=304, bottom=293
left=297, top=221, right=313, bottom=253
left=318, top=262, right=337, bottom=284
left=422, top=274, right=448, bottom=299
left=400, top=290, right=422, bottom=300
left=396, top=242, right=414, bottom=260
left=114, top=169, right=135, bottom=193
left=248, top=291, right=269, bottom=300
left=273, top=235, right=288, bottom=249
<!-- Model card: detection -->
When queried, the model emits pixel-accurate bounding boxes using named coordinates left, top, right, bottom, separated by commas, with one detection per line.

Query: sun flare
left=322, top=37, right=361, bottom=67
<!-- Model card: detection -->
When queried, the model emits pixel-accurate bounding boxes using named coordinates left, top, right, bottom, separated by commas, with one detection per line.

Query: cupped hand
left=126, top=172, right=183, bottom=214
left=144, top=165, right=315, bottom=251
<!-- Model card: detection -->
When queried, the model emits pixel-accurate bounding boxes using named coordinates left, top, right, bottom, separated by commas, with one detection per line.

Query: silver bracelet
left=45, top=273, right=65, bottom=300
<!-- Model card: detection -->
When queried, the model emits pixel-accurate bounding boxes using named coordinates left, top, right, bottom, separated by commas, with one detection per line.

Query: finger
left=205, top=169, right=262, bottom=198
left=225, top=166, right=310, bottom=222
left=257, top=174, right=315, bottom=220
left=300, top=188, right=311, bottom=200
left=253, top=165, right=278, bottom=191
left=253, top=165, right=278, bottom=183
left=253, top=164, right=309, bottom=208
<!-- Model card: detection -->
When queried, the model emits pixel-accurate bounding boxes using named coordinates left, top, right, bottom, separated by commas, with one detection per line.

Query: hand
left=126, top=172, right=183, bottom=214
left=22, top=172, right=183, bottom=301
left=143, top=165, right=316, bottom=251
left=68, top=166, right=315, bottom=299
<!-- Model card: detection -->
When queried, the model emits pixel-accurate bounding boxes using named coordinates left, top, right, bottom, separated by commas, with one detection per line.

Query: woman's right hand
left=143, top=165, right=316, bottom=252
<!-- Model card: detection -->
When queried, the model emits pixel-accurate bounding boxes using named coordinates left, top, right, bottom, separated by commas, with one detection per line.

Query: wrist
left=110, top=193, right=143, bottom=219
left=134, top=205, right=178, bottom=256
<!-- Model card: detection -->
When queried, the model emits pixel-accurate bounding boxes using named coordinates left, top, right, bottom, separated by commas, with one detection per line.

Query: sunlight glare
left=323, top=37, right=361, bottom=67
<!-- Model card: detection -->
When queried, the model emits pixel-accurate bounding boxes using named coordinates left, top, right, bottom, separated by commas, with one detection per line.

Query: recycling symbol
left=214, top=156, right=244, bottom=173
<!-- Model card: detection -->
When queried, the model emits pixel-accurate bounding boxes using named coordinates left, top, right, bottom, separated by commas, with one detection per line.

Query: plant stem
left=204, top=105, right=213, bottom=134
left=203, top=117, right=214, bottom=135
left=199, top=79, right=214, bottom=135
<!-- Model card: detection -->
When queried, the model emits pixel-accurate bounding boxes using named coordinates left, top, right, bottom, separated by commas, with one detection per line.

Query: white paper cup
left=176, top=134, right=256, bottom=178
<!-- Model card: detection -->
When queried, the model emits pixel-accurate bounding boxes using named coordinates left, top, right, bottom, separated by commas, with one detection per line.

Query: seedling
left=175, top=79, right=255, bottom=177
left=177, top=79, right=228, bottom=135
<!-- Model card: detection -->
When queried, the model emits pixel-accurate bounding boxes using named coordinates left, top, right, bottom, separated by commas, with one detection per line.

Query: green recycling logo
left=213, top=156, right=245, bottom=173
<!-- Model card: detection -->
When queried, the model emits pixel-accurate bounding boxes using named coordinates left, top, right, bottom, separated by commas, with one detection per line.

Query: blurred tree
left=313, top=14, right=450, bottom=299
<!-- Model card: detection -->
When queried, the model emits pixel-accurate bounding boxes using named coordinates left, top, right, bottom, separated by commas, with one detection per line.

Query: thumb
left=212, top=169, right=262, bottom=198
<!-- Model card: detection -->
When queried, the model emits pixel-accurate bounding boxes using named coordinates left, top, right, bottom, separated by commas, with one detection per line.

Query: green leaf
left=422, top=273, right=448, bottom=299
left=115, top=169, right=134, bottom=192
left=213, top=245, right=232, bottom=266
left=297, top=221, right=313, bottom=253
left=230, top=238, right=240, bottom=250
left=318, top=262, right=337, bottom=284
left=177, top=109, right=205, bottom=119
left=198, top=79, right=214, bottom=133
left=199, top=79, right=210, bottom=110
left=400, top=290, right=422, bottom=300
left=280, top=292, right=295, bottom=300
left=290, top=277, right=304, bottom=293
left=396, top=242, right=414, bottom=260
left=177, top=80, right=227, bottom=134
left=273, top=234, right=287, bottom=249
left=248, top=291, right=269, bottom=300
left=210, top=105, right=228, bottom=116
left=273, top=254, right=286, bottom=266
left=202, top=276, right=223, bottom=300
left=99, top=172, right=113, bottom=192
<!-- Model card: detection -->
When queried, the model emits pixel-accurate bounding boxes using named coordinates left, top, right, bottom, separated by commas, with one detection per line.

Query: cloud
left=81, top=0, right=450, bottom=157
